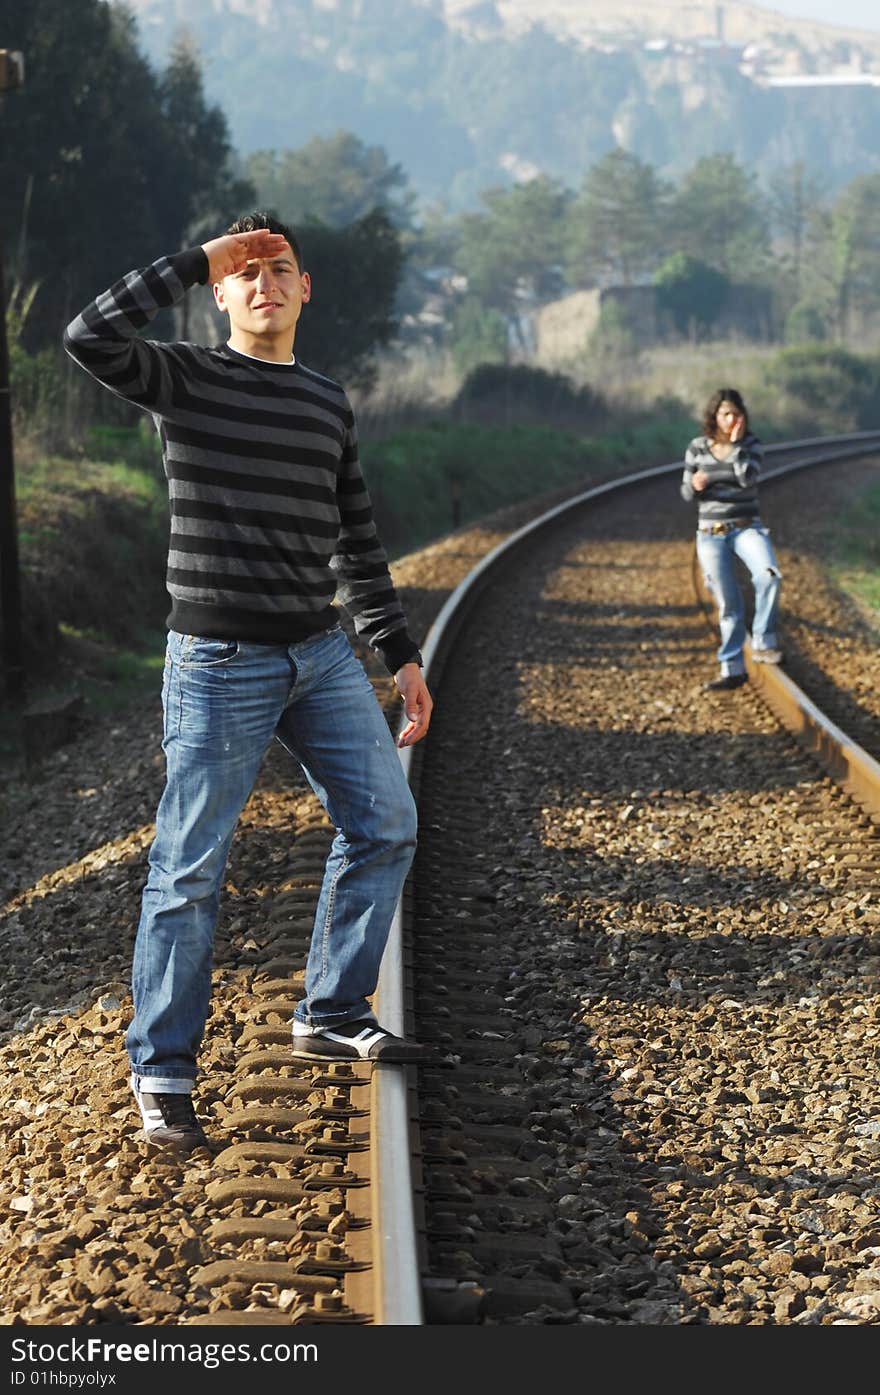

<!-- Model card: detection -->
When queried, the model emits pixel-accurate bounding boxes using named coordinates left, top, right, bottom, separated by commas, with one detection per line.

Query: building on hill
left=531, top=280, right=775, bottom=369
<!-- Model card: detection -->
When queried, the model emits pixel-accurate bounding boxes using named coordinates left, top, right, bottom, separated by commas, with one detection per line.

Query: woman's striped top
left=680, top=433, right=763, bottom=524
left=63, top=247, right=420, bottom=675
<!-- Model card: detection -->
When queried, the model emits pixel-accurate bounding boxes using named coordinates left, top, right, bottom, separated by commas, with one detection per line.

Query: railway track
left=0, top=432, right=878, bottom=1328
left=402, top=437, right=880, bottom=1327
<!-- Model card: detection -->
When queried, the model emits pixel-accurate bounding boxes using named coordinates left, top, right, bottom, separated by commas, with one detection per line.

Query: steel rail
left=369, top=742, right=424, bottom=1325
left=745, top=648, right=880, bottom=820
left=369, top=426, right=880, bottom=1324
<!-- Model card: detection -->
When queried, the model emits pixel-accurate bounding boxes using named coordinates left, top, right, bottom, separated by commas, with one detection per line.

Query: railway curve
left=0, top=434, right=877, bottom=1328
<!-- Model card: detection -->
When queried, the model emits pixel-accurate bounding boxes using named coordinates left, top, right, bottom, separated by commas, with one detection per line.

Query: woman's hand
left=692, top=469, right=710, bottom=491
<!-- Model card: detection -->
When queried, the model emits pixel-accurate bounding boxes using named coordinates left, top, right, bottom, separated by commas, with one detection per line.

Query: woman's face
left=715, top=400, right=743, bottom=438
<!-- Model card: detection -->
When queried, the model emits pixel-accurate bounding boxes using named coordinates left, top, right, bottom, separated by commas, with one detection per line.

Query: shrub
left=783, top=301, right=829, bottom=345
left=454, top=362, right=608, bottom=430
left=450, top=298, right=509, bottom=378
left=84, top=420, right=163, bottom=475
left=9, top=342, right=65, bottom=445
left=767, top=344, right=880, bottom=433
left=655, top=253, right=730, bottom=339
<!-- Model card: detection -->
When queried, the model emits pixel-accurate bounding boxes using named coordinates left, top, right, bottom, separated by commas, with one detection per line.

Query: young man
left=64, top=212, right=434, bottom=1155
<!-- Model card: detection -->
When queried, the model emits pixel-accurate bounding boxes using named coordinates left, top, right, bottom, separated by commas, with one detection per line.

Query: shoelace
left=155, top=1094, right=198, bottom=1127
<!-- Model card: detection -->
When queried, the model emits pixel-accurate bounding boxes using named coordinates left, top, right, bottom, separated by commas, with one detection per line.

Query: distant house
left=531, top=281, right=775, bottom=366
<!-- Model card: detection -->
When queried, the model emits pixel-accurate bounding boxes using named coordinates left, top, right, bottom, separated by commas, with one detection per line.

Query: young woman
left=681, top=387, right=782, bottom=691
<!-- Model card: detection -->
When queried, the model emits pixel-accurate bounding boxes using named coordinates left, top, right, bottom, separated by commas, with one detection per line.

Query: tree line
left=424, top=150, right=880, bottom=360
left=4, top=0, right=880, bottom=441
left=0, top=0, right=403, bottom=426
left=237, top=131, right=880, bottom=370
left=0, top=2, right=249, bottom=347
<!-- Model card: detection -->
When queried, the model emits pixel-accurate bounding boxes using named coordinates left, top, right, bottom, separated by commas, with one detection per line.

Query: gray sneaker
left=705, top=673, right=747, bottom=691
left=751, top=648, right=783, bottom=664
left=291, top=1018, right=436, bottom=1063
left=131, top=1077, right=208, bottom=1154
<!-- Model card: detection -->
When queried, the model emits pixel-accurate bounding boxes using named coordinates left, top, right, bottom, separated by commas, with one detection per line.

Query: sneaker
left=291, top=1017, right=436, bottom=1063
left=704, top=673, right=747, bottom=691
left=131, top=1077, right=208, bottom=1154
left=751, top=648, right=783, bottom=664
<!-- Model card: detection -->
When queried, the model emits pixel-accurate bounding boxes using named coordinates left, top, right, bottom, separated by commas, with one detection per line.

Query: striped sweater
left=680, top=433, right=763, bottom=524
left=63, top=247, right=420, bottom=675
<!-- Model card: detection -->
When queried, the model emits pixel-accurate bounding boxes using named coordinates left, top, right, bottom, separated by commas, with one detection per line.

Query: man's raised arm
left=63, top=229, right=288, bottom=410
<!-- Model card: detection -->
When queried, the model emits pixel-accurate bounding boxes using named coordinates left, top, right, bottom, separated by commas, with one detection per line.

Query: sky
left=765, top=0, right=880, bottom=28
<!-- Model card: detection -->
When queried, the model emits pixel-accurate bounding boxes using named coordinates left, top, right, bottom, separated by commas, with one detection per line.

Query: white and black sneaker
left=291, top=1016, right=435, bottom=1063
left=131, top=1076, right=208, bottom=1154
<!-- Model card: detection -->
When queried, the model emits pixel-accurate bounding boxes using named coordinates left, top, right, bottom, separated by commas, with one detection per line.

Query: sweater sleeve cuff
left=376, top=631, right=423, bottom=675
left=169, top=247, right=210, bottom=288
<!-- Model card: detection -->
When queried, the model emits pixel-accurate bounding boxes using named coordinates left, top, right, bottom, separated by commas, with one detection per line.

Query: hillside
left=130, top=0, right=880, bottom=56
left=445, top=0, right=880, bottom=50
left=109, top=1, right=880, bottom=206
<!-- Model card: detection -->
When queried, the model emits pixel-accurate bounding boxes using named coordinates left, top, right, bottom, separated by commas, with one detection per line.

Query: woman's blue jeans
left=696, top=523, right=782, bottom=676
left=126, top=625, right=417, bottom=1090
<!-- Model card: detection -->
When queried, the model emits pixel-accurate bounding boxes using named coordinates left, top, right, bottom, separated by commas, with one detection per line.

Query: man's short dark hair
left=227, top=211, right=303, bottom=272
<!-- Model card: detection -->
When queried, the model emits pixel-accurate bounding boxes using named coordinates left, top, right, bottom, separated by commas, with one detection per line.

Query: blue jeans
left=696, top=523, right=782, bottom=676
left=126, top=625, right=417, bottom=1091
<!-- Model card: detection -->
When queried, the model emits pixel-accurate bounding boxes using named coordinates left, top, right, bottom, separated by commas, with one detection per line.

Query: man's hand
left=394, top=663, right=433, bottom=748
left=202, top=230, right=291, bottom=283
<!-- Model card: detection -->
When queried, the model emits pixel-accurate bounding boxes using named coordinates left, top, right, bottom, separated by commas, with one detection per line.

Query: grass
left=16, top=450, right=164, bottom=514
left=5, top=440, right=170, bottom=747
left=360, top=337, right=807, bottom=452
left=614, top=340, right=781, bottom=417
left=829, top=484, right=880, bottom=624
left=363, top=414, right=696, bottom=556
left=56, top=624, right=168, bottom=711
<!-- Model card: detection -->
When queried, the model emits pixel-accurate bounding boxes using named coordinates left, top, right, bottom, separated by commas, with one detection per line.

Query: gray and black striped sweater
left=63, top=247, right=420, bottom=675
left=680, top=433, right=763, bottom=524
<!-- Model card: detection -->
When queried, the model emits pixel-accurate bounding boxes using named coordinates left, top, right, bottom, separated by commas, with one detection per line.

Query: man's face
left=213, top=243, right=311, bottom=342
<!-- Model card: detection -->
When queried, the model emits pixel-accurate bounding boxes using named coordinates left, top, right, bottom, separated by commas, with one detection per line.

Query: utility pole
left=0, top=48, right=26, bottom=702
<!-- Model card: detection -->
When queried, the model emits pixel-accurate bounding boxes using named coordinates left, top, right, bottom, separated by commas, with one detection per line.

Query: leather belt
left=698, top=517, right=757, bottom=535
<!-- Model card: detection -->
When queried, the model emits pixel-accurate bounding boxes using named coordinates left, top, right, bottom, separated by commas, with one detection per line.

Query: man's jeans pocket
left=178, top=635, right=240, bottom=667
